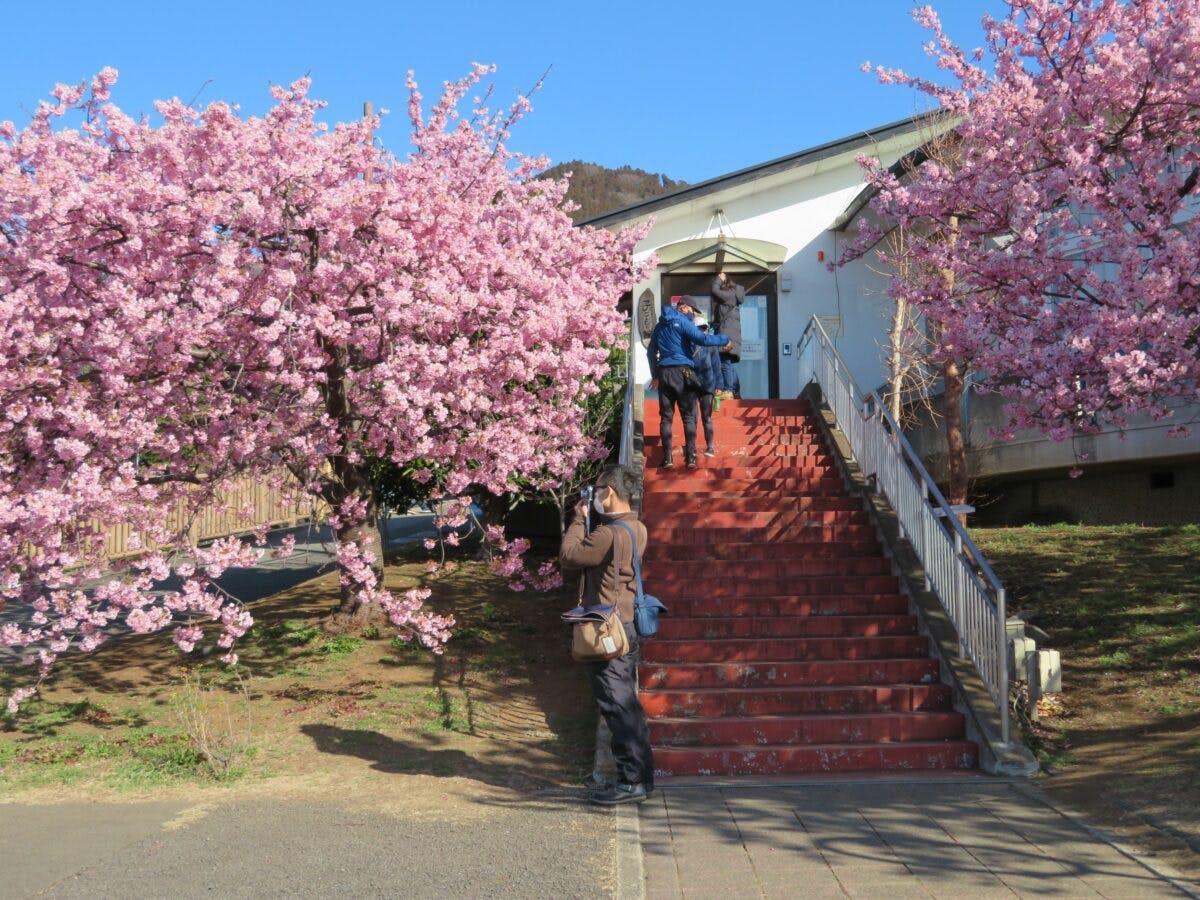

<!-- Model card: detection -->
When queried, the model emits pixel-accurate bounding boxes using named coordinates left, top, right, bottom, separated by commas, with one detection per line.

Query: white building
left=585, top=117, right=1200, bottom=525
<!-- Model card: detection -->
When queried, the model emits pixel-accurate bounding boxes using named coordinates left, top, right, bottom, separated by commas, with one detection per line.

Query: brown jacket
left=559, top=512, right=649, bottom=624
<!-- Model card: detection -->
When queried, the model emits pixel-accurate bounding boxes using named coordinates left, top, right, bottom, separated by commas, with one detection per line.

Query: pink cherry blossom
left=0, top=66, right=647, bottom=709
left=846, top=0, right=1200, bottom=439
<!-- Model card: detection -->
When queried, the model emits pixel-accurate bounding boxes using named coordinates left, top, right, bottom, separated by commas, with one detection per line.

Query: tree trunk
left=888, top=294, right=907, bottom=423
left=941, top=359, right=969, bottom=526
left=938, top=215, right=969, bottom=527
left=325, top=483, right=391, bottom=631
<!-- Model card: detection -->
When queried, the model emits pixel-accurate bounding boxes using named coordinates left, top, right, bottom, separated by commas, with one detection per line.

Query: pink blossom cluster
left=484, top=525, right=562, bottom=592
left=0, top=65, right=647, bottom=708
left=848, top=0, right=1200, bottom=438
left=338, top=539, right=455, bottom=652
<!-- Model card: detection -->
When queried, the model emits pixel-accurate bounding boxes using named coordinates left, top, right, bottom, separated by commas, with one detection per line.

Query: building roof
left=578, top=111, right=944, bottom=229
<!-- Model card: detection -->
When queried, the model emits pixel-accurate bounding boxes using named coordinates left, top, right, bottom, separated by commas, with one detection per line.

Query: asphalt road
left=2, top=794, right=615, bottom=899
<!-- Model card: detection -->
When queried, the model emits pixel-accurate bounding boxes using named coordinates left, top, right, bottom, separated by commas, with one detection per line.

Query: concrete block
left=1010, top=636, right=1037, bottom=681
left=1034, top=649, right=1062, bottom=694
left=1005, top=618, right=1027, bottom=642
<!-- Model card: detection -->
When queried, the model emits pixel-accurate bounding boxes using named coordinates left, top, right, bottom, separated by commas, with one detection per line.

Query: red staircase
left=640, top=397, right=977, bottom=777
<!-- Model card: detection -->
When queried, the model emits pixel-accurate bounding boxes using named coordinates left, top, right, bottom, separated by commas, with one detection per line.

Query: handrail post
left=997, top=586, right=1010, bottom=744
left=953, top=531, right=965, bottom=658
left=921, top=485, right=931, bottom=593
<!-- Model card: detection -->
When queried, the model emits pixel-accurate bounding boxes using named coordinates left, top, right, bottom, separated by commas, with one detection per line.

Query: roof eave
left=577, top=110, right=946, bottom=229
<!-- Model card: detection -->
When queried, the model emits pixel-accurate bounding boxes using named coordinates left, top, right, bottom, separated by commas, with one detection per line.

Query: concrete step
left=641, top=635, right=929, bottom=664
left=664, top=594, right=909, bottom=618
left=639, top=658, right=940, bottom=689
left=649, top=711, right=966, bottom=747
left=645, top=455, right=839, bottom=473
left=646, top=540, right=881, bottom=562
left=645, top=509, right=871, bottom=530
left=640, top=684, right=953, bottom=718
left=656, top=614, right=918, bottom=640
left=652, top=741, right=978, bottom=777
left=647, top=557, right=892, bottom=580
left=645, top=574, right=901, bottom=598
left=644, top=495, right=862, bottom=515
left=647, top=524, right=877, bottom=544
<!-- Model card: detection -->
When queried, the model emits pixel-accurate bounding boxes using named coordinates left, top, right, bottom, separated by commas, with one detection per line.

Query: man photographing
left=559, top=465, right=653, bottom=805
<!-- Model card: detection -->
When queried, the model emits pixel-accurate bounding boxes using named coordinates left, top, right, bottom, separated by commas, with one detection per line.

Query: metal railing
left=797, top=317, right=1010, bottom=744
left=618, top=325, right=638, bottom=469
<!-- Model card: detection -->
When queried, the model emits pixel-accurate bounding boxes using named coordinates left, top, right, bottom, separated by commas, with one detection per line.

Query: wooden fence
left=100, top=476, right=323, bottom=560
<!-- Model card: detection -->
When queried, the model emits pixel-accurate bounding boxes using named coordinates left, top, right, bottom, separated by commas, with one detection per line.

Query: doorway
left=661, top=271, right=779, bottom=399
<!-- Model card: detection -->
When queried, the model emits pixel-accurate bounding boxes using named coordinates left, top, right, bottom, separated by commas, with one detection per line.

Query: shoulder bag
left=610, top=520, right=667, bottom=637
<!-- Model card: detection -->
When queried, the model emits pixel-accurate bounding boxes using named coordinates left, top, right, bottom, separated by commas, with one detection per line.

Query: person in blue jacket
left=689, top=312, right=722, bottom=458
left=648, top=296, right=731, bottom=469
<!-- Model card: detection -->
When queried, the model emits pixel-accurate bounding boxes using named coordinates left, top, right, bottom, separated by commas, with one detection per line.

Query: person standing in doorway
left=689, top=311, right=721, bottom=458
left=648, top=296, right=731, bottom=469
left=710, top=271, right=745, bottom=399
left=559, top=465, right=653, bottom=805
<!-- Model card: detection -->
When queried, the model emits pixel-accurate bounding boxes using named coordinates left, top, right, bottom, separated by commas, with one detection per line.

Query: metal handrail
left=797, top=316, right=1010, bottom=744
left=618, top=327, right=637, bottom=469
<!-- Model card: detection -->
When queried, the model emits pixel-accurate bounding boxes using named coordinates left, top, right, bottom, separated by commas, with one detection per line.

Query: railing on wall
left=797, top=317, right=1011, bottom=744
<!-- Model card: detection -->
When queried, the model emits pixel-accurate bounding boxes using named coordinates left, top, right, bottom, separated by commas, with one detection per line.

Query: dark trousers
left=698, top=392, right=714, bottom=452
left=588, top=623, right=653, bottom=788
left=658, top=366, right=700, bottom=462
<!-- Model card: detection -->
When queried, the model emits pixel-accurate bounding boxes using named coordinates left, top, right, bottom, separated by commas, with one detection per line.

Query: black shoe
left=659, top=455, right=674, bottom=470
left=588, top=782, right=649, bottom=806
left=686, top=457, right=698, bottom=469
left=585, top=772, right=613, bottom=792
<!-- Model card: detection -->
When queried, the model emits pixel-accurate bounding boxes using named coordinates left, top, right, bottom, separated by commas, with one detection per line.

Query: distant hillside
left=540, top=160, right=687, bottom=222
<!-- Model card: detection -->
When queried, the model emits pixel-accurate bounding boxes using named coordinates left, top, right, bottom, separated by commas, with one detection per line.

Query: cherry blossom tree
left=0, top=66, right=648, bottom=708
left=853, top=0, right=1200, bottom=441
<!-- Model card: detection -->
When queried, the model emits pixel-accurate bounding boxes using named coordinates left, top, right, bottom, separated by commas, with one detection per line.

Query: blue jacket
left=648, top=305, right=729, bottom=378
left=692, top=342, right=722, bottom=394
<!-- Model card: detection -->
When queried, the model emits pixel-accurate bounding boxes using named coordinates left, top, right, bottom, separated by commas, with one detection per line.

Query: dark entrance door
left=660, top=271, right=779, bottom=399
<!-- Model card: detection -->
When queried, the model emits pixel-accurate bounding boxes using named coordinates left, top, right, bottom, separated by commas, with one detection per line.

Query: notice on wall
left=741, top=339, right=765, bottom=360
left=741, top=304, right=762, bottom=338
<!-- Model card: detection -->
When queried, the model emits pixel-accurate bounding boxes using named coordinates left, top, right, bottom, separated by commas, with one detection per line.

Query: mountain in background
left=540, top=161, right=687, bottom=222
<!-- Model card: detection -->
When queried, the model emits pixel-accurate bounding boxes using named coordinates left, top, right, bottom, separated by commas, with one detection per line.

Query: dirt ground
left=0, top=556, right=597, bottom=818
left=973, top=525, right=1200, bottom=881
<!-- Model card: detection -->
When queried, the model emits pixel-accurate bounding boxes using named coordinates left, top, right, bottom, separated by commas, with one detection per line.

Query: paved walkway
left=635, top=779, right=1198, bottom=899
left=4, top=779, right=1196, bottom=897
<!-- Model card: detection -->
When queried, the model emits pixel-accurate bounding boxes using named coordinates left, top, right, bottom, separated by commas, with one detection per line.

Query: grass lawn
left=0, top=549, right=596, bottom=808
left=972, top=524, right=1200, bottom=876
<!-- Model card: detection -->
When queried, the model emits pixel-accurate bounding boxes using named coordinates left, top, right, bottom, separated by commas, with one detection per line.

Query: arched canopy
left=656, top=235, right=787, bottom=274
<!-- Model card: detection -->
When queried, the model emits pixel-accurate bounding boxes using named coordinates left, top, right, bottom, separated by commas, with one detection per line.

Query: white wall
left=618, top=139, right=920, bottom=398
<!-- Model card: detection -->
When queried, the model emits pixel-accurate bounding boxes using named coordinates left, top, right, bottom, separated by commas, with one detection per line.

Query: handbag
left=610, top=520, right=668, bottom=637
left=561, top=603, right=630, bottom=662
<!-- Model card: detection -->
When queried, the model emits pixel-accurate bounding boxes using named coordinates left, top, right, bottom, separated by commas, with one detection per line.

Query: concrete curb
left=614, top=803, right=646, bottom=900
left=593, top=717, right=647, bottom=899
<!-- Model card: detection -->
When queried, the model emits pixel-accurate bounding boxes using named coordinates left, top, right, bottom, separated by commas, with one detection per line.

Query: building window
left=1149, top=470, right=1175, bottom=490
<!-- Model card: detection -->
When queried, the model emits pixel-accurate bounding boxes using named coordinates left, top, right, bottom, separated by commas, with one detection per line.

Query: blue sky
left=1, top=0, right=1008, bottom=184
